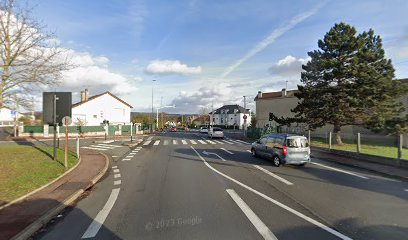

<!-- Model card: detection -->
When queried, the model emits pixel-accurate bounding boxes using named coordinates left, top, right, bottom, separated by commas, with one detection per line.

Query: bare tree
left=0, top=0, right=71, bottom=109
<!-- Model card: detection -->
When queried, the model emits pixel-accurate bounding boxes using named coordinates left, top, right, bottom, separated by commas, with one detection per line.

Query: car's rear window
left=213, top=128, right=223, bottom=131
left=286, top=138, right=309, bottom=148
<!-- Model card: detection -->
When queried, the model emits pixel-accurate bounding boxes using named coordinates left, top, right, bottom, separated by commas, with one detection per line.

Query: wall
left=72, top=94, right=131, bottom=126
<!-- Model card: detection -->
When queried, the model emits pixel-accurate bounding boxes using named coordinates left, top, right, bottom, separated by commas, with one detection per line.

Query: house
left=209, top=104, right=251, bottom=129
left=71, top=89, right=133, bottom=126
left=255, top=79, right=408, bottom=147
left=0, top=107, right=22, bottom=126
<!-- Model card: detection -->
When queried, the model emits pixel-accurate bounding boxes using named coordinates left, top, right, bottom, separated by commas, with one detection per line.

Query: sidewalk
left=311, top=149, right=408, bottom=181
left=0, top=149, right=109, bottom=240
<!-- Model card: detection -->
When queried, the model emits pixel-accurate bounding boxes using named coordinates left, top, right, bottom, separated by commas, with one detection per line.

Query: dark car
left=250, top=133, right=310, bottom=167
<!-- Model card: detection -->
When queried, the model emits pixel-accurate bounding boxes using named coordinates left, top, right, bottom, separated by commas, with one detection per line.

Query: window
left=221, top=118, right=223, bottom=123
left=275, top=137, right=284, bottom=148
left=266, top=138, right=275, bottom=148
left=286, top=138, right=309, bottom=148
left=93, top=115, right=97, bottom=118
left=260, top=137, right=267, bottom=144
left=123, top=109, right=125, bottom=116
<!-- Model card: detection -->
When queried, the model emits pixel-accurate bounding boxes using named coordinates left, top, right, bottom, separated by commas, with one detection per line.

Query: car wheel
left=251, top=148, right=257, bottom=157
left=272, top=156, right=281, bottom=167
left=298, top=163, right=306, bottom=167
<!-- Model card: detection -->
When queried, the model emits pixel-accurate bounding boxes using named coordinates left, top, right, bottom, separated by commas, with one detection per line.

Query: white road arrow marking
left=202, top=151, right=226, bottom=161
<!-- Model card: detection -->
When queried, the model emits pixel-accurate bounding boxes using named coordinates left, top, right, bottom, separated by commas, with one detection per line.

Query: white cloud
left=145, top=60, right=202, bottom=75
left=221, top=1, right=327, bottom=78
left=269, top=55, right=308, bottom=77
left=60, top=50, right=138, bottom=96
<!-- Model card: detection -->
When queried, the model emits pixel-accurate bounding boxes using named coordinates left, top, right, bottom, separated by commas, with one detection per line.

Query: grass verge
left=0, top=146, right=78, bottom=205
left=311, top=140, right=408, bottom=160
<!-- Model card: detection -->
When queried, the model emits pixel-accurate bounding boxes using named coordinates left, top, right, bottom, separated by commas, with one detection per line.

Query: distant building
left=72, top=89, right=132, bottom=126
left=209, top=104, right=251, bottom=129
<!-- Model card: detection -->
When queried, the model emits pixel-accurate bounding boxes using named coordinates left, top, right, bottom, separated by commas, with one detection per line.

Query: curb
left=311, top=153, right=408, bottom=182
left=11, top=152, right=110, bottom=240
left=0, top=155, right=82, bottom=211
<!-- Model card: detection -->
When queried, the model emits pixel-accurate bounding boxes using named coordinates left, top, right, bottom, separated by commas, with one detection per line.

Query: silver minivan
left=250, top=134, right=310, bottom=167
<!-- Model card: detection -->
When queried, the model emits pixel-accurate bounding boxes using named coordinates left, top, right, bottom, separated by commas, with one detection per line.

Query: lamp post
left=151, top=79, right=156, bottom=132
left=156, top=105, right=175, bottom=129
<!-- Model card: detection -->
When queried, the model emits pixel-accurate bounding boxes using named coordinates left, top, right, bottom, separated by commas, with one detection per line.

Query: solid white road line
left=96, top=144, right=121, bottom=148
left=112, top=156, right=119, bottom=158
left=92, top=145, right=115, bottom=149
left=226, top=189, right=278, bottom=240
left=113, top=169, right=119, bottom=173
left=190, top=140, right=197, bottom=145
left=128, top=153, right=136, bottom=155
left=111, top=166, right=117, bottom=169
left=190, top=146, right=352, bottom=240
left=182, top=140, right=188, bottom=145
left=173, top=140, right=178, bottom=145
left=114, top=174, right=121, bottom=178
left=114, top=180, right=121, bottom=186
left=143, top=140, right=152, bottom=146
left=206, top=140, right=216, bottom=144
left=122, top=159, right=131, bottom=161
left=310, top=162, right=369, bottom=179
left=82, top=188, right=120, bottom=239
left=246, top=150, right=252, bottom=153
left=81, top=147, right=107, bottom=151
left=154, top=140, right=160, bottom=145
left=198, top=140, right=207, bottom=144
left=220, top=148, right=234, bottom=154
left=254, top=165, right=294, bottom=186
left=222, top=140, right=234, bottom=145
left=163, top=140, right=169, bottom=145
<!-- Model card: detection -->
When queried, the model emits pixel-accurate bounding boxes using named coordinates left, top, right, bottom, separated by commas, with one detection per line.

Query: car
left=170, top=127, right=177, bottom=132
left=199, top=127, right=208, bottom=133
left=208, top=127, right=224, bottom=138
left=250, top=133, right=310, bottom=167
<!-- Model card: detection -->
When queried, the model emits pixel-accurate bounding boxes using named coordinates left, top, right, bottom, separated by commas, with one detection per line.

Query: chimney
left=282, top=88, right=287, bottom=97
left=84, top=89, right=89, bottom=101
left=257, top=91, right=262, bottom=98
left=80, top=90, right=85, bottom=102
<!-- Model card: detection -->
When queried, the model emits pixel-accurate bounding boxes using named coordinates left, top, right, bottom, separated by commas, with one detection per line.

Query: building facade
left=72, top=90, right=132, bottom=126
left=209, top=104, right=251, bottom=129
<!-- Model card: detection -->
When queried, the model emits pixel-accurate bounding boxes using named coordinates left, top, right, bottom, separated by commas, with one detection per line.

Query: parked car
left=208, top=127, right=224, bottom=138
left=199, top=127, right=208, bottom=133
left=250, top=133, right=310, bottom=167
left=170, top=127, right=177, bottom=132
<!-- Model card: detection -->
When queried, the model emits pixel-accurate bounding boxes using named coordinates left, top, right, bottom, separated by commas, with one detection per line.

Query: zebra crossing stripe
left=206, top=140, right=216, bottom=144
left=198, top=140, right=207, bottom=144
left=81, top=146, right=108, bottom=151
left=143, top=140, right=152, bottom=145
left=190, top=140, right=197, bottom=145
left=214, top=140, right=224, bottom=144
left=163, top=140, right=169, bottom=145
left=122, top=158, right=131, bottom=161
left=222, top=140, right=234, bottom=145
left=235, top=140, right=250, bottom=145
left=173, top=140, right=178, bottom=145
left=154, top=140, right=160, bottom=145
left=182, top=140, right=188, bottom=145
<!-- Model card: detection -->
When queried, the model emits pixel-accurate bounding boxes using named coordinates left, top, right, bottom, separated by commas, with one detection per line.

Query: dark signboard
left=43, top=92, right=72, bottom=126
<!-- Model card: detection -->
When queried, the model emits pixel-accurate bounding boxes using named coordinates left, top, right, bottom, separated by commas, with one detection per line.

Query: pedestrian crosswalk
left=140, top=138, right=250, bottom=146
left=81, top=143, right=123, bottom=151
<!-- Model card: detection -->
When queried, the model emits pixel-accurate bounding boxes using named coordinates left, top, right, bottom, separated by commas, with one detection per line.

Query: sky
left=31, top=0, right=408, bottom=114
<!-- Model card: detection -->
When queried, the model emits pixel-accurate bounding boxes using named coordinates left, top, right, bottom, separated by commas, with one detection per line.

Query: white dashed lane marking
left=182, top=140, right=188, bottom=145
left=114, top=180, right=121, bottom=185
left=113, top=169, right=120, bottom=173
left=154, top=140, right=160, bottom=145
left=114, top=174, right=121, bottom=178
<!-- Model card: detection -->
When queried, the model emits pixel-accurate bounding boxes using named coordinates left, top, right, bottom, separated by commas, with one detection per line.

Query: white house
left=71, top=90, right=133, bottom=126
left=0, top=108, right=22, bottom=126
left=209, top=104, right=251, bottom=129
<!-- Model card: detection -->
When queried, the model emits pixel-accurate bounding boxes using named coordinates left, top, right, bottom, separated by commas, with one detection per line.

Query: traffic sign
left=62, top=116, right=72, bottom=125
left=243, top=115, right=247, bottom=120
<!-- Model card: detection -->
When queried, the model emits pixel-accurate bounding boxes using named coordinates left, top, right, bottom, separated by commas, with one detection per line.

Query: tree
left=132, top=113, right=149, bottom=125
left=250, top=115, right=257, bottom=128
left=0, top=0, right=71, bottom=109
left=285, top=22, right=406, bottom=145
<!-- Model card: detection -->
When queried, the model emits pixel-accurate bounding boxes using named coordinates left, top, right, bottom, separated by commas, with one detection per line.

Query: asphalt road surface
left=33, top=131, right=408, bottom=240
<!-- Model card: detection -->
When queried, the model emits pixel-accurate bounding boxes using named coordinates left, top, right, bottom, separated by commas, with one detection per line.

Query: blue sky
left=33, top=0, right=408, bottom=113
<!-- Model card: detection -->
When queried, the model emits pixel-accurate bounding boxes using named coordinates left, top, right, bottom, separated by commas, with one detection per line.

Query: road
left=33, top=131, right=408, bottom=240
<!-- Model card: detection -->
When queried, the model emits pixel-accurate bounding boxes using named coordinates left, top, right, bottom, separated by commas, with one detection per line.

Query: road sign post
left=62, top=116, right=71, bottom=170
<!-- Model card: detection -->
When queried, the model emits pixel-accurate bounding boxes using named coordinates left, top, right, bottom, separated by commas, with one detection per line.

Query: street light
left=156, top=105, right=175, bottom=129
left=151, top=79, right=156, bottom=132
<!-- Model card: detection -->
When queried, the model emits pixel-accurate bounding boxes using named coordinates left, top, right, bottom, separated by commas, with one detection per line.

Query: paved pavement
left=26, top=131, right=408, bottom=240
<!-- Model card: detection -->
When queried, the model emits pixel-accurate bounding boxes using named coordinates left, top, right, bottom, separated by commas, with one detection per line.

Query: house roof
left=254, top=90, right=298, bottom=101
left=209, top=104, right=249, bottom=114
left=72, top=91, right=133, bottom=108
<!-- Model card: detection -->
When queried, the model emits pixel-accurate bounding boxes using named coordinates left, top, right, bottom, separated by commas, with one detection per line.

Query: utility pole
left=151, top=79, right=156, bottom=132
left=243, top=96, right=247, bottom=136
left=211, top=102, right=214, bottom=127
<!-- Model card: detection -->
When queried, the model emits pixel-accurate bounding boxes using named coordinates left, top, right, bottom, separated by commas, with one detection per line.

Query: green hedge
left=23, top=126, right=43, bottom=133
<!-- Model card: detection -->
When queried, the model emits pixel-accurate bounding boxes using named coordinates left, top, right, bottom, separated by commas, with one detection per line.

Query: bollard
left=329, top=132, right=332, bottom=150
left=76, top=137, right=80, bottom=158
left=357, top=133, right=361, bottom=153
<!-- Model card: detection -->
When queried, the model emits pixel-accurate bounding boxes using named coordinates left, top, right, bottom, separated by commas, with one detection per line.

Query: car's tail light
left=282, top=146, right=287, bottom=155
